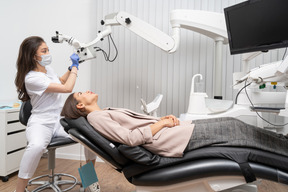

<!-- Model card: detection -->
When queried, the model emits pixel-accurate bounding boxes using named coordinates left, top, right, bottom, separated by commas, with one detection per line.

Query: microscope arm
left=52, top=10, right=227, bottom=63
left=52, top=11, right=175, bottom=62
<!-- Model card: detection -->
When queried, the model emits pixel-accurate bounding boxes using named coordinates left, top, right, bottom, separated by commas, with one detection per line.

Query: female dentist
left=14, top=36, right=96, bottom=192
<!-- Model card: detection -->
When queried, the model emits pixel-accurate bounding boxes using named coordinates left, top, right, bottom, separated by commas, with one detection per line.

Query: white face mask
left=36, top=54, right=52, bottom=66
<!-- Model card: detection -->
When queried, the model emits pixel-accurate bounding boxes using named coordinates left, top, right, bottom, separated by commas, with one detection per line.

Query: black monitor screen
left=224, top=0, right=288, bottom=55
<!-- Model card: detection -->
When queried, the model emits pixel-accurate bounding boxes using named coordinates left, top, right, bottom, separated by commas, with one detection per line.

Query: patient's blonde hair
left=61, top=93, right=87, bottom=119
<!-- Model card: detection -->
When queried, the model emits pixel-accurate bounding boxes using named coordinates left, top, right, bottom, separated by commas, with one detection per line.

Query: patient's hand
left=161, top=115, right=179, bottom=127
left=150, top=116, right=179, bottom=135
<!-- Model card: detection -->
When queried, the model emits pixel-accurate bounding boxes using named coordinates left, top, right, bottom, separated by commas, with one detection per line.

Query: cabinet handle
left=7, top=120, right=20, bottom=124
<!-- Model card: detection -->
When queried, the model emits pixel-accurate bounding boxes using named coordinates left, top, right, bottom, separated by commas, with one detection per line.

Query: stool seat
left=48, top=137, right=76, bottom=149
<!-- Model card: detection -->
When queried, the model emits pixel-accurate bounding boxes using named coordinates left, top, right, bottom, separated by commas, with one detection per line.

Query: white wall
left=0, top=0, right=96, bottom=100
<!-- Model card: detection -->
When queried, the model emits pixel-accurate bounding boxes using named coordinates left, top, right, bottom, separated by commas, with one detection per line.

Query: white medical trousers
left=18, top=116, right=96, bottom=179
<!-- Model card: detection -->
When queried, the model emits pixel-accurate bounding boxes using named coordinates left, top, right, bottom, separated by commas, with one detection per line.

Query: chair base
left=27, top=173, right=82, bottom=192
left=135, top=176, right=260, bottom=192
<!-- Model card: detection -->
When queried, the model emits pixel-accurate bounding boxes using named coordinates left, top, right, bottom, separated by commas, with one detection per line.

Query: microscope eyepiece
left=51, top=36, right=59, bottom=43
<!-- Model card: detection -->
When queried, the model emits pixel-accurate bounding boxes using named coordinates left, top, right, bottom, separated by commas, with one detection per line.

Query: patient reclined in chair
left=60, top=116, right=288, bottom=192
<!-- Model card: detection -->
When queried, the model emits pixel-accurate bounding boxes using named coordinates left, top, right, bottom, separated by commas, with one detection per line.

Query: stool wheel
left=1, top=176, right=9, bottom=182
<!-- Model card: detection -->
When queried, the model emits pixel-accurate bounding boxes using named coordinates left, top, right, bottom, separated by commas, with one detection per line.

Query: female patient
left=61, top=91, right=288, bottom=158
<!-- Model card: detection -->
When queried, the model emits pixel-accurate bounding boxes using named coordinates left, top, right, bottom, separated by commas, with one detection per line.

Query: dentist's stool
left=19, top=100, right=81, bottom=192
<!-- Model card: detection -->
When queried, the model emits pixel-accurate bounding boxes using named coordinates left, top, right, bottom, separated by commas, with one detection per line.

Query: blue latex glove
left=69, top=53, right=79, bottom=70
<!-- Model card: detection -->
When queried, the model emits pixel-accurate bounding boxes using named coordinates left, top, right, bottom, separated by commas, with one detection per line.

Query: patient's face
left=74, top=91, right=98, bottom=106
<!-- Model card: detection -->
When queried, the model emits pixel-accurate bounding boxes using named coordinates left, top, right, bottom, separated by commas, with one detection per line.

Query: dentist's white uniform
left=18, top=66, right=95, bottom=179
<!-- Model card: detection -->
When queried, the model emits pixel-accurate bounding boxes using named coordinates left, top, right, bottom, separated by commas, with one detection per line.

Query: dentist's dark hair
left=15, top=36, right=45, bottom=101
left=61, top=93, right=88, bottom=119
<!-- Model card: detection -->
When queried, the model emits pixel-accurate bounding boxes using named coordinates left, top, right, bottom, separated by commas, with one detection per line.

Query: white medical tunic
left=25, top=65, right=63, bottom=134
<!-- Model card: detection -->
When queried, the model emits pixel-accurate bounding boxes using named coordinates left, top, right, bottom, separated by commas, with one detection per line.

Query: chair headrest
left=19, top=100, right=32, bottom=126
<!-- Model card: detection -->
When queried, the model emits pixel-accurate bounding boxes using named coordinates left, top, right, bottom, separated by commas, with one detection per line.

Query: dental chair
left=19, top=100, right=81, bottom=192
left=60, top=116, right=288, bottom=192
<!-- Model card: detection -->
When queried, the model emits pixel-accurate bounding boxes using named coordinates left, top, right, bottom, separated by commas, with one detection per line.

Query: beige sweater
left=87, top=108, right=194, bottom=157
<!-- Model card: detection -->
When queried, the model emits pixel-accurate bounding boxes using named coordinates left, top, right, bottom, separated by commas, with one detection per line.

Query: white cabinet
left=0, top=108, right=26, bottom=182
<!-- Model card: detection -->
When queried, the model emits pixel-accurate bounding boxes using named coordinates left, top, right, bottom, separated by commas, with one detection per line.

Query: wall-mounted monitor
left=224, top=0, right=288, bottom=55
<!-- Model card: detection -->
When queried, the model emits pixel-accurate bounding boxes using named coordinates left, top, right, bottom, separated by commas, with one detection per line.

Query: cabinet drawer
left=6, top=149, right=25, bottom=174
left=7, top=122, right=25, bottom=133
left=7, top=131, right=27, bottom=152
left=7, top=111, right=20, bottom=122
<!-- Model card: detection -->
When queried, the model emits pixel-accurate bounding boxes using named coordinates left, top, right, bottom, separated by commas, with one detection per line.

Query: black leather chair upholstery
left=60, top=116, right=288, bottom=191
left=19, top=101, right=81, bottom=192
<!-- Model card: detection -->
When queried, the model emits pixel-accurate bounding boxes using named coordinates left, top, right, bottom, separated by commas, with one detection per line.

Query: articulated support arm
left=235, top=54, right=288, bottom=87
left=141, top=94, right=163, bottom=117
